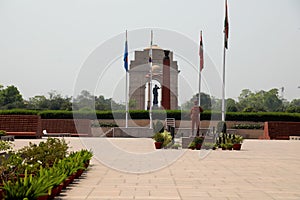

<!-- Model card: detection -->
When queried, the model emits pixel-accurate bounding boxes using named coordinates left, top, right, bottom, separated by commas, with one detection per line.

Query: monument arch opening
left=129, top=45, right=179, bottom=110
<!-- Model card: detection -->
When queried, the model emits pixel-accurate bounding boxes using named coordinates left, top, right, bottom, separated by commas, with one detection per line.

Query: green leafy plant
left=152, top=132, right=164, bottom=143
left=0, top=130, right=7, bottom=136
left=188, top=137, right=204, bottom=149
left=18, top=138, right=69, bottom=169
left=0, top=140, right=12, bottom=151
left=225, top=143, right=233, bottom=150
left=2, top=169, right=53, bottom=199
left=193, top=137, right=204, bottom=145
left=232, top=124, right=262, bottom=129
left=161, top=130, right=172, bottom=147
left=188, top=141, right=196, bottom=149
left=232, top=134, right=244, bottom=144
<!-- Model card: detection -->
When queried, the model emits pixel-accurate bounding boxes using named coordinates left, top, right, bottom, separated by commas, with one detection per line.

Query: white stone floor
left=12, top=138, right=300, bottom=200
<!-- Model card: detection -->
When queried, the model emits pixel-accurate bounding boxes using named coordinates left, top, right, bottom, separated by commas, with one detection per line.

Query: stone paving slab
left=11, top=138, right=300, bottom=200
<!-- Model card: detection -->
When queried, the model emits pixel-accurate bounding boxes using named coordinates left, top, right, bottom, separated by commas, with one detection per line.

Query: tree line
left=0, top=85, right=124, bottom=111
left=181, top=88, right=300, bottom=113
left=0, top=84, right=299, bottom=113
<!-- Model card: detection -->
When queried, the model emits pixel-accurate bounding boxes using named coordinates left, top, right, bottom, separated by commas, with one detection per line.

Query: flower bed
left=0, top=138, right=93, bottom=200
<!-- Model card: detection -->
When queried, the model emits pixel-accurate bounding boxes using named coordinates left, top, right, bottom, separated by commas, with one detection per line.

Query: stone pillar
left=162, top=50, right=171, bottom=110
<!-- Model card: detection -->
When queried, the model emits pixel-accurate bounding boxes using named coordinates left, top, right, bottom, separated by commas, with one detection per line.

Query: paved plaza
left=13, top=138, right=300, bottom=200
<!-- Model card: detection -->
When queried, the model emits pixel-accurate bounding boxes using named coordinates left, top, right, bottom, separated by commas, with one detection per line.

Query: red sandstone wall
left=265, top=122, right=300, bottom=140
left=41, top=119, right=91, bottom=136
left=0, top=115, right=42, bottom=137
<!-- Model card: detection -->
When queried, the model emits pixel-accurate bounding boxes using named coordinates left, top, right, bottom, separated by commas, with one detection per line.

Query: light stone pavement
left=12, top=138, right=300, bottom=200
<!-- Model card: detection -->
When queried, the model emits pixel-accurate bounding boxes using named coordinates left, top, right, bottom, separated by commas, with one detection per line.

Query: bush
left=1, top=110, right=300, bottom=121
left=0, top=109, right=38, bottom=115
left=232, top=124, right=263, bottom=129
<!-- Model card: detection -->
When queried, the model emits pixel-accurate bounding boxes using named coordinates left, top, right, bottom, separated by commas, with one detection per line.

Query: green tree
left=181, top=92, right=212, bottom=111
left=0, top=85, right=24, bottom=109
left=48, top=91, right=72, bottom=110
left=72, top=90, right=94, bottom=110
left=237, top=88, right=283, bottom=112
left=286, top=99, right=300, bottom=113
left=26, top=91, right=72, bottom=110
left=226, top=98, right=238, bottom=112
left=26, top=95, right=49, bottom=110
left=73, top=91, right=124, bottom=111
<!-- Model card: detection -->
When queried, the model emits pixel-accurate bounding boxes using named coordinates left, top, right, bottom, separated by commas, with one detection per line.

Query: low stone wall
left=236, top=129, right=264, bottom=139
left=0, top=115, right=42, bottom=138
left=41, top=119, right=92, bottom=136
left=264, top=121, right=300, bottom=140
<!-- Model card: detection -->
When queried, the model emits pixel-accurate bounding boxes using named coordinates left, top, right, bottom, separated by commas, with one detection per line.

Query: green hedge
left=0, top=109, right=300, bottom=122
left=0, top=109, right=38, bottom=115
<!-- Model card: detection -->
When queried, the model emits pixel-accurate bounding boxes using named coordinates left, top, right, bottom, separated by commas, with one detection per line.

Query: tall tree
left=226, top=98, right=238, bottom=112
left=0, top=85, right=24, bottom=109
left=237, top=88, right=283, bottom=112
left=286, top=99, right=300, bottom=113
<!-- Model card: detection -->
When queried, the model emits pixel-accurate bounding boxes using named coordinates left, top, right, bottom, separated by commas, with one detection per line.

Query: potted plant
left=220, top=143, right=226, bottom=150
left=188, top=141, right=196, bottom=150
left=152, top=132, right=164, bottom=149
left=232, top=134, right=244, bottom=150
left=161, top=130, right=172, bottom=148
left=225, top=142, right=233, bottom=150
left=194, top=137, right=204, bottom=150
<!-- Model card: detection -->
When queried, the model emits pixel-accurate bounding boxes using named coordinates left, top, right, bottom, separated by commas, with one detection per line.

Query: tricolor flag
left=224, top=0, right=229, bottom=49
left=123, top=31, right=128, bottom=72
left=199, top=31, right=204, bottom=71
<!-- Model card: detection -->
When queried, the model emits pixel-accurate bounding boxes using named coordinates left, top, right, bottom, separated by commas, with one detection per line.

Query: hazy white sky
left=0, top=0, right=299, bottom=104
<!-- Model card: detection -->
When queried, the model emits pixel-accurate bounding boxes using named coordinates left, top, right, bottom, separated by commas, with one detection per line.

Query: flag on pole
left=224, top=0, right=229, bottom=49
left=199, top=31, right=204, bottom=71
left=123, top=31, right=128, bottom=72
left=149, top=31, right=153, bottom=63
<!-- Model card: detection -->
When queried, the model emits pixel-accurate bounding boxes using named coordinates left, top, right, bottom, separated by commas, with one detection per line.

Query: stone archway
left=129, top=45, right=179, bottom=110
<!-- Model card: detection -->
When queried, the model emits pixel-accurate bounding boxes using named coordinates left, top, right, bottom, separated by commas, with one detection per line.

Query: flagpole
left=221, top=36, right=226, bottom=122
left=221, top=0, right=228, bottom=122
left=149, top=30, right=153, bottom=129
left=198, top=31, right=202, bottom=135
left=125, top=30, right=129, bottom=128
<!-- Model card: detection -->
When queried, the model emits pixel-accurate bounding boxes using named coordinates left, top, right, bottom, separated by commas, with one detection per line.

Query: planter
left=37, top=194, right=49, bottom=200
left=49, top=184, right=63, bottom=199
left=154, top=142, right=163, bottom=149
left=75, top=169, right=84, bottom=179
left=196, top=144, right=202, bottom=150
left=233, top=143, right=242, bottom=150
left=63, top=178, right=72, bottom=189
left=69, top=173, right=76, bottom=184
left=84, top=160, right=90, bottom=168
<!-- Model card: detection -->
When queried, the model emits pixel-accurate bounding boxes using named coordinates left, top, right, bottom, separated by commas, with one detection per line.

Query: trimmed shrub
left=0, top=109, right=300, bottom=122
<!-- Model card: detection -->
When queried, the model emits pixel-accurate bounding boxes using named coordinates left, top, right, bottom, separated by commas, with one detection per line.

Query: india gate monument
left=129, top=45, right=180, bottom=110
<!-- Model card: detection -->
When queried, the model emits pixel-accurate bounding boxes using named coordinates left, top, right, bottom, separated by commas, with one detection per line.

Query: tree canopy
left=0, top=84, right=299, bottom=113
